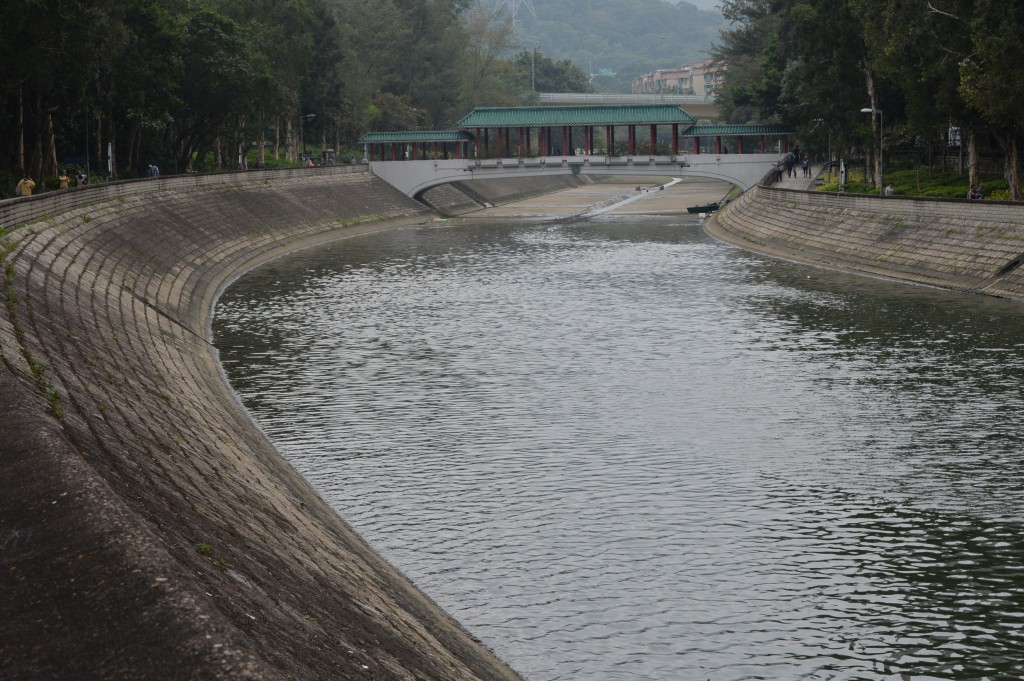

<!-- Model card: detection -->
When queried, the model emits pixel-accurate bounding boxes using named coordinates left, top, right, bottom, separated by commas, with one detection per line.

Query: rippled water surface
left=213, top=217, right=1024, bottom=680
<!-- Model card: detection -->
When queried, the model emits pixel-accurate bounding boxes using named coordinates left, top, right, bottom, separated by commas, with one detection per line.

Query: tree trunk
left=863, top=66, right=882, bottom=190
left=17, top=87, right=26, bottom=173
left=286, top=119, right=294, bottom=162
left=31, top=95, right=44, bottom=181
left=107, top=113, right=117, bottom=178
left=967, top=129, right=980, bottom=190
left=126, top=121, right=142, bottom=172
left=95, top=115, right=103, bottom=179
left=1004, top=131, right=1020, bottom=201
left=257, top=111, right=266, bottom=167
left=46, top=111, right=59, bottom=178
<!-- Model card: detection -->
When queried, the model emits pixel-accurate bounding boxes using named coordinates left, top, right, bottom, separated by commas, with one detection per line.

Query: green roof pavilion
left=457, top=105, right=702, bottom=157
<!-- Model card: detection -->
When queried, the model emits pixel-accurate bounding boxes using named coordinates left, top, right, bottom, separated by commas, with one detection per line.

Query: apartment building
left=632, top=59, right=723, bottom=96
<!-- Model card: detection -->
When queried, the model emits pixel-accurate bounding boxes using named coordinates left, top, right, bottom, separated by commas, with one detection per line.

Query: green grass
left=817, top=166, right=1011, bottom=199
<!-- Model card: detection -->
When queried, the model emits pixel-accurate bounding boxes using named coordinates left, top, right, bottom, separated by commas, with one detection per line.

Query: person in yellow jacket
left=58, top=170, right=70, bottom=189
left=16, top=175, right=36, bottom=196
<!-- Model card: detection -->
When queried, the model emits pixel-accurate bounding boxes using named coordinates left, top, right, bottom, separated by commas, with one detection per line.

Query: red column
left=628, top=126, right=636, bottom=155
left=716, top=136, right=722, bottom=155
left=606, top=126, right=614, bottom=155
left=584, top=126, right=591, bottom=155
left=411, top=143, right=417, bottom=160
left=650, top=125, right=657, bottom=154
left=504, top=127, right=511, bottom=157
left=693, top=136, right=700, bottom=154
left=781, top=135, right=789, bottom=153
left=759, top=135, right=765, bottom=153
left=737, top=136, right=744, bottom=154
left=519, top=127, right=525, bottom=157
left=672, top=124, right=679, bottom=155
left=562, top=127, right=569, bottom=155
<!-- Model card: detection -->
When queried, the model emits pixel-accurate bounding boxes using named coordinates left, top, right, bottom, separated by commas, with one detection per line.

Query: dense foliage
left=712, top=0, right=1024, bottom=198
left=0, top=0, right=596, bottom=188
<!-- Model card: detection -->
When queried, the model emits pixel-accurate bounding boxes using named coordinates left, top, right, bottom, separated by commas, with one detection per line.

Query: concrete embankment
left=0, top=166, right=562, bottom=680
left=420, top=173, right=593, bottom=215
left=706, top=184, right=1024, bottom=301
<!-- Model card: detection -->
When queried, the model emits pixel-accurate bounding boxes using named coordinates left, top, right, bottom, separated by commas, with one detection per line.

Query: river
left=212, top=181, right=1024, bottom=680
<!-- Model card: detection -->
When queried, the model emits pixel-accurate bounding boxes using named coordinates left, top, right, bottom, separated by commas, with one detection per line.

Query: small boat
left=687, top=202, right=719, bottom=214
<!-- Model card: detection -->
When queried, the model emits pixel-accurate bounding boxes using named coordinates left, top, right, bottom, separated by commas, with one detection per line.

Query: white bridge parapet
left=370, top=154, right=784, bottom=198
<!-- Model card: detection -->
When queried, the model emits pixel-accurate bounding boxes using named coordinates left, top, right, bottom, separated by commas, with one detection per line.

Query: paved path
left=465, top=177, right=734, bottom=219
left=771, top=165, right=821, bottom=191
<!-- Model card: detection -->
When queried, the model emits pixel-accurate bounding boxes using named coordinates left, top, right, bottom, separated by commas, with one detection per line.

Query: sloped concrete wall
left=0, top=168, right=522, bottom=681
left=707, top=185, right=1024, bottom=301
left=419, top=174, right=593, bottom=216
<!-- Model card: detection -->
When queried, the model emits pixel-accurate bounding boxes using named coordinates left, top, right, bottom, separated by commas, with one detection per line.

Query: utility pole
left=494, top=0, right=537, bottom=28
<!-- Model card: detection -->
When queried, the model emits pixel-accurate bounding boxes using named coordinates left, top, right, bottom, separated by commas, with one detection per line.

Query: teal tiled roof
left=686, top=124, right=793, bottom=136
left=457, top=105, right=696, bottom=128
left=359, top=130, right=473, bottom=143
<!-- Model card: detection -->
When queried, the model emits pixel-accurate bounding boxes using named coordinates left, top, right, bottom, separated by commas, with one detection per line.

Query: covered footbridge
left=360, top=105, right=793, bottom=198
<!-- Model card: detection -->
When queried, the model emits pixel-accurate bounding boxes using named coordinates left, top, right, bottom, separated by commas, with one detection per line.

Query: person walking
left=16, top=175, right=36, bottom=196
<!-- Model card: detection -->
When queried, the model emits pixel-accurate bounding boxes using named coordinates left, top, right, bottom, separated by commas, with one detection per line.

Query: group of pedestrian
left=13, top=169, right=88, bottom=198
left=12, top=168, right=90, bottom=197
left=780, top=148, right=813, bottom=180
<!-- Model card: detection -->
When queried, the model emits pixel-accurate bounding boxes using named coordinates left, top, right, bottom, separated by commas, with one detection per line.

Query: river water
left=213, top=197, right=1024, bottom=680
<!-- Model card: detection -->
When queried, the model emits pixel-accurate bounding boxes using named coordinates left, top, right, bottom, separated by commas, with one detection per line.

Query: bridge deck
left=370, top=154, right=785, bottom=198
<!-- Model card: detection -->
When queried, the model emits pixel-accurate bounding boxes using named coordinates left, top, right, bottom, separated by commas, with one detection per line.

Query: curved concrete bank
left=0, top=167, right=536, bottom=680
left=706, top=184, right=1024, bottom=300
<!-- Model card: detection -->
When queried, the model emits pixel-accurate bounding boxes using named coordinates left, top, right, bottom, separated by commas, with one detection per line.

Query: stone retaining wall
left=420, top=174, right=593, bottom=215
left=707, top=184, right=1024, bottom=301
left=0, top=168, right=524, bottom=680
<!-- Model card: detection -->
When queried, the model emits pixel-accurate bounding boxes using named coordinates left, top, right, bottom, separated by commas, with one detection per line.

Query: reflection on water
left=214, top=217, right=1024, bottom=680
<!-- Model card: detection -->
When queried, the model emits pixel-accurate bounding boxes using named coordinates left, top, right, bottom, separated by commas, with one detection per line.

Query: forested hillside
left=0, top=0, right=723, bottom=190
left=511, top=0, right=726, bottom=92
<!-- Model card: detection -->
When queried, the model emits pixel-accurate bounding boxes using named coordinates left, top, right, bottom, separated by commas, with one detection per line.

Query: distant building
left=631, top=59, right=723, bottom=96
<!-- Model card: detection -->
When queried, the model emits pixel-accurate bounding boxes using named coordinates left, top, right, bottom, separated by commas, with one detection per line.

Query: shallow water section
left=214, top=215, right=1024, bottom=680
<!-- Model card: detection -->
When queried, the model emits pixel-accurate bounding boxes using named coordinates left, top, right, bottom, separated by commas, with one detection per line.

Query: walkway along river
left=214, top=179, right=1024, bottom=680
left=4, top=168, right=1024, bottom=679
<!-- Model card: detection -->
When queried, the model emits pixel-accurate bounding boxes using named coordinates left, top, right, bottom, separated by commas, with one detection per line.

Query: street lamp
left=860, top=107, right=883, bottom=195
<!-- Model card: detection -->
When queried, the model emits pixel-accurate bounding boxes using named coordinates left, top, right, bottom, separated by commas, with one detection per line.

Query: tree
left=513, top=50, right=594, bottom=95
left=459, top=3, right=520, bottom=109
left=959, top=0, right=1024, bottom=198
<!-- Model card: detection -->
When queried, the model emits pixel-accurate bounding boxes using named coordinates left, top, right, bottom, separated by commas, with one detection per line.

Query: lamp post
left=860, top=107, right=883, bottom=195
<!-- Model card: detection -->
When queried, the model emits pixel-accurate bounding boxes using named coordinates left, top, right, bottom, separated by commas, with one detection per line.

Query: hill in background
left=508, top=0, right=726, bottom=93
